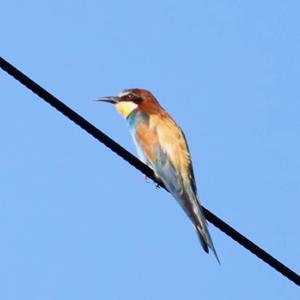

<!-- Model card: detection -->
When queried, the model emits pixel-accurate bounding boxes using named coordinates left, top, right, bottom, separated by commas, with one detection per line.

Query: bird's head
left=96, top=88, right=159, bottom=118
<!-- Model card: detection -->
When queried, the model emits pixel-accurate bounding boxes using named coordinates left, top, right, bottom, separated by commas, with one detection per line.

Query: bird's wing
left=154, top=115, right=199, bottom=214
left=155, top=117, right=219, bottom=259
left=134, top=111, right=219, bottom=261
left=135, top=113, right=196, bottom=216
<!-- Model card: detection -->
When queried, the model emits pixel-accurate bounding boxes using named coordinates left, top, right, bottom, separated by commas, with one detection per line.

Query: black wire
left=1, top=56, right=299, bottom=286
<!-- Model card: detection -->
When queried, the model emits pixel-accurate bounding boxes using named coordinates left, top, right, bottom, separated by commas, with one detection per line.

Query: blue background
left=1, top=1, right=299, bottom=299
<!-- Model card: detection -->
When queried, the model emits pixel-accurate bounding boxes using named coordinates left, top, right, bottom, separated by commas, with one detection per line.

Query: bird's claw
left=144, top=175, right=161, bottom=188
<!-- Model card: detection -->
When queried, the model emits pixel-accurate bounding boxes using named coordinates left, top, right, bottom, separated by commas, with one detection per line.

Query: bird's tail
left=174, top=178, right=220, bottom=263
left=195, top=213, right=220, bottom=264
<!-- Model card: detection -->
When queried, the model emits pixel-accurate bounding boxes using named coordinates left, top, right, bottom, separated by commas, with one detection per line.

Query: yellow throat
left=116, top=101, right=138, bottom=118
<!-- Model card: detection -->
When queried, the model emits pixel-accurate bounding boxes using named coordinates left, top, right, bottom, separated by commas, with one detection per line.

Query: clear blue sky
left=1, top=1, right=299, bottom=299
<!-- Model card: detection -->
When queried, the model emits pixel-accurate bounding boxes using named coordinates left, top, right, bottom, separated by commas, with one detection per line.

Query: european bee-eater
left=97, top=88, right=219, bottom=262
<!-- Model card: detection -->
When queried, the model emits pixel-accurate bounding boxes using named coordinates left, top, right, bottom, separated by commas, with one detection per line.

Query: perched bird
left=97, top=88, right=219, bottom=262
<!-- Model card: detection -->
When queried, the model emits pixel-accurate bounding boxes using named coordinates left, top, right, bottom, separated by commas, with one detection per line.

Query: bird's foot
left=145, top=175, right=162, bottom=189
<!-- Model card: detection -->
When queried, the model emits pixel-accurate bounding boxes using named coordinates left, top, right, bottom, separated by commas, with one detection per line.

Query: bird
left=96, top=88, right=219, bottom=262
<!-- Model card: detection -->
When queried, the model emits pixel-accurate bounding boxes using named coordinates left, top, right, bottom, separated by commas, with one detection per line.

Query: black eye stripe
left=122, top=94, right=142, bottom=104
left=133, top=97, right=143, bottom=104
left=121, top=94, right=133, bottom=101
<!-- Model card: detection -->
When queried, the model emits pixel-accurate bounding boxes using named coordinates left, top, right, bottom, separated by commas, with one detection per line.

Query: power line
left=1, top=56, right=299, bottom=286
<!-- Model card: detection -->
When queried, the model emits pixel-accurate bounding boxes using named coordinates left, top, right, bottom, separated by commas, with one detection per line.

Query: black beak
left=95, top=96, right=120, bottom=104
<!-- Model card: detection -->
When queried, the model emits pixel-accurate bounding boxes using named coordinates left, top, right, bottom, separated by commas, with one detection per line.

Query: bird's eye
left=126, top=94, right=134, bottom=100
